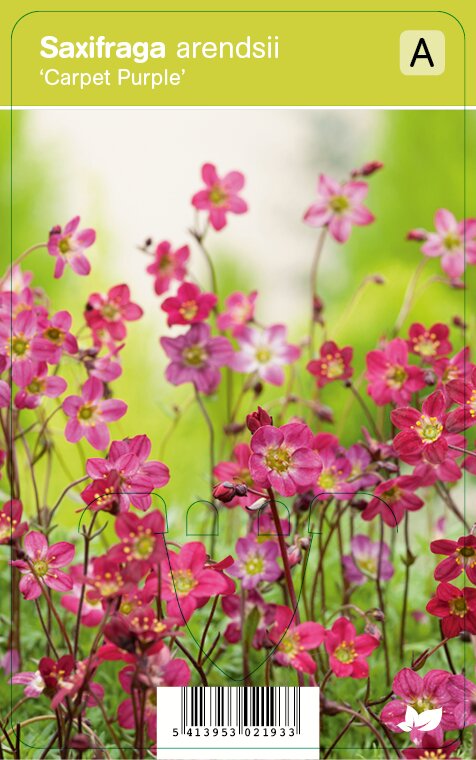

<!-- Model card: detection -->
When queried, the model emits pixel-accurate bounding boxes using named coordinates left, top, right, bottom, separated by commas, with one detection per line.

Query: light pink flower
left=231, top=325, right=300, bottom=386
left=342, top=534, right=394, bottom=585
left=250, top=422, right=322, bottom=497
left=63, top=376, right=127, bottom=450
left=217, top=291, right=257, bottom=335
left=14, top=362, right=67, bottom=409
left=228, top=535, right=281, bottom=590
left=419, top=209, right=476, bottom=280
left=304, top=174, right=375, bottom=243
left=192, top=163, right=248, bottom=231
left=47, top=216, right=96, bottom=278
left=11, top=531, right=74, bottom=600
left=161, top=323, right=233, bottom=395
left=31, top=310, right=78, bottom=364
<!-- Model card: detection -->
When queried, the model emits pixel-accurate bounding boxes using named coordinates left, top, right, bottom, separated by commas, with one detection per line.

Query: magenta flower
left=250, top=422, right=322, bottom=497
left=412, top=432, right=463, bottom=486
left=14, top=361, right=67, bottom=410
left=407, top=322, right=452, bottom=362
left=446, top=675, right=476, bottom=729
left=228, top=535, right=281, bottom=590
left=83, top=434, right=170, bottom=512
left=304, top=174, right=374, bottom=243
left=270, top=605, right=324, bottom=674
left=85, top=284, right=143, bottom=342
left=1, top=310, right=38, bottom=386
left=426, top=582, right=476, bottom=637
left=161, top=542, right=231, bottom=622
left=0, top=499, right=28, bottom=544
left=213, top=443, right=257, bottom=508
left=342, top=534, right=394, bottom=585
left=11, top=656, right=75, bottom=700
left=430, top=534, right=476, bottom=584
left=402, top=737, right=460, bottom=760
left=380, top=668, right=457, bottom=744
left=325, top=617, right=379, bottom=679
left=146, top=240, right=190, bottom=296
left=50, top=659, right=104, bottom=710
left=307, top=340, right=353, bottom=387
left=434, top=347, right=472, bottom=396
left=11, top=531, right=74, bottom=600
left=366, top=338, right=426, bottom=406
left=31, top=310, right=78, bottom=365
left=345, top=444, right=379, bottom=489
left=392, top=391, right=449, bottom=465
left=231, top=325, right=300, bottom=386
left=161, top=282, right=217, bottom=326
left=361, top=475, right=424, bottom=527
left=446, top=365, right=476, bottom=432
left=61, top=564, right=104, bottom=627
left=222, top=590, right=275, bottom=648
left=47, top=216, right=96, bottom=278
left=109, top=510, right=166, bottom=574
left=217, top=290, right=257, bottom=335
left=63, top=376, right=127, bottom=450
left=313, top=437, right=355, bottom=501
left=160, top=323, right=233, bottom=395
left=192, top=163, right=248, bottom=231
left=418, top=209, right=476, bottom=280
left=0, top=380, right=10, bottom=408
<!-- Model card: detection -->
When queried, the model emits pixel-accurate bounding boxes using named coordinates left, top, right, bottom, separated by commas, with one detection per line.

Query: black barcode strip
left=181, top=687, right=301, bottom=735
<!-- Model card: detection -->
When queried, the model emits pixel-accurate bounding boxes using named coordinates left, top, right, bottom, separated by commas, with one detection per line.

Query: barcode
left=180, top=687, right=301, bottom=735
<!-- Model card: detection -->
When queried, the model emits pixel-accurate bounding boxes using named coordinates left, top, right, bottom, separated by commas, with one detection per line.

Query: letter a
left=410, top=38, right=434, bottom=67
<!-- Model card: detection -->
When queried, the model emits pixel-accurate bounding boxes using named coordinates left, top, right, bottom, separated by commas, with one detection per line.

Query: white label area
left=156, top=686, right=320, bottom=760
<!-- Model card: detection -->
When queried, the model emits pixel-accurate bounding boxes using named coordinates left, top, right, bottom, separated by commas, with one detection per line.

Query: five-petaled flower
left=217, top=291, right=257, bottom=335
left=11, top=531, right=75, bottom=600
left=85, top=284, right=143, bottom=343
left=304, top=174, right=375, bottom=243
left=146, top=241, right=190, bottom=296
left=324, top=617, right=379, bottom=678
left=47, top=216, right=96, bottom=278
left=307, top=340, right=353, bottom=387
left=426, top=582, right=476, bottom=637
left=407, top=323, right=452, bottom=362
left=430, top=534, right=476, bottom=584
left=192, top=163, right=248, bottom=231
left=0, top=499, right=28, bottom=544
left=270, top=605, right=325, bottom=674
left=414, top=208, right=476, bottom=280
left=161, top=282, right=217, bottom=327
left=342, top=534, right=394, bottom=585
left=161, top=323, right=233, bottom=395
left=231, top=325, right=300, bottom=386
left=366, top=338, right=426, bottom=406
left=392, top=391, right=449, bottom=465
left=228, top=535, right=281, bottom=590
left=63, top=376, right=127, bottom=450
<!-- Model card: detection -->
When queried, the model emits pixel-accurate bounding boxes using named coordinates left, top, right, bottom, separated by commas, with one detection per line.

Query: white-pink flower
left=231, top=325, right=300, bottom=386
left=10, top=531, right=75, bottom=600
left=304, top=174, right=375, bottom=243
left=420, top=209, right=476, bottom=280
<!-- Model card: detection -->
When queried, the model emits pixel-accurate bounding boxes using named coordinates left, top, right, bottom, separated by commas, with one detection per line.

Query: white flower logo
left=397, top=705, right=443, bottom=733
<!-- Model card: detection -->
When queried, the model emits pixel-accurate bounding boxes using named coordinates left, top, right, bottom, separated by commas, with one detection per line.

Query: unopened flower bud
left=223, top=422, right=246, bottom=435
left=423, top=369, right=437, bottom=386
left=351, top=161, right=384, bottom=178
left=411, top=648, right=430, bottom=671
left=213, top=481, right=243, bottom=504
left=49, top=224, right=62, bottom=238
left=407, top=228, right=427, bottom=241
left=313, top=295, right=324, bottom=324
left=364, top=623, right=382, bottom=640
left=287, top=543, right=302, bottom=566
left=252, top=381, right=264, bottom=396
left=145, top=237, right=153, bottom=247
left=368, top=608, right=385, bottom=622
left=371, top=274, right=385, bottom=285
left=309, top=401, right=334, bottom=424
left=452, top=315, right=467, bottom=330
left=246, top=406, right=273, bottom=433
left=293, top=490, right=315, bottom=514
left=70, top=734, right=91, bottom=751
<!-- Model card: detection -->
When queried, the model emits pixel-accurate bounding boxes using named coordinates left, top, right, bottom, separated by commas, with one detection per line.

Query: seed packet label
left=156, top=686, right=320, bottom=760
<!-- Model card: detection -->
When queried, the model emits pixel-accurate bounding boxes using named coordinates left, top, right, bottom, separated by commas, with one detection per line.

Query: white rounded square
left=400, top=30, right=445, bottom=76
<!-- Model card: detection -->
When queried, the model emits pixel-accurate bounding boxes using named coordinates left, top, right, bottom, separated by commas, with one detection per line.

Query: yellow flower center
left=334, top=640, right=357, bottom=664
left=78, top=404, right=96, bottom=421
left=33, top=559, right=49, bottom=577
left=319, top=471, right=337, bottom=490
left=329, top=195, right=350, bottom=213
left=414, top=415, right=443, bottom=442
left=244, top=554, right=264, bottom=576
left=386, top=364, right=407, bottom=388
left=133, top=534, right=154, bottom=559
left=172, top=569, right=197, bottom=596
left=179, top=300, right=199, bottom=321
left=357, top=557, right=377, bottom=575
left=101, top=303, right=120, bottom=321
left=12, top=336, right=29, bottom=356
left=279, top=632, right=300, bottom=658
left=467, top=391, right=476, bottom=418
left=27, top=379, right=43, bottom=394
left=45, top=327, right=62, bottom=343
left=265, top=446, right=291, bottom=474
left=449, top=596, right=467, bottom=617
left=209, top=186, right=228, bottom=206
left=411, top=697, right=436, bottom=714
left=414, top=334, right=438, bottom=357
left=59, top=237, right=71, bottom=254
left=443, top=232, right=460, bottom=251
left=457, top=546, right=476, bottom=560
left=323, top=356, right=345, bottom=379
left=256, top=348, right=272, bottom=364
left=183, top=345, right=206, bottom=367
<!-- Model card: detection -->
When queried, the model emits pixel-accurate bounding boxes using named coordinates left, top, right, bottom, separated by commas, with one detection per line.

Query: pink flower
left=365, top=338, right=426, bottom=406
left=270, top=605, right=324, bottom=674
left=63, top=376, right=127, bottom=450
left=146, top=241, right=190, bottom=296
left=161, top=542, right=231, bottom=622
left=313, top=436, right=355, bottom=501
left=304, top=174, right=375, bottom=243
left=0, top=380, right=10, bottom=408
left=217, top=291, right=257, bottom=335
left=419, top=209, right=476, bottom=280
left=85, top=284, right=143, bottom=342
left=83, top=434, right=169, bottom=512
left=11, top=531, right=74, bottom=600
left=434, top=347, right=471, bottom=394
left=430, top=534, right=476, bottom=584
left=160, top=323, right=233, bottom=395
left=84, top=555, right=138, bottom=602
left=161, top=282, right=217, bottom=326
left=402, top=736, right=460, bottom=759
left=250, top=422, right=322, bottom=497
left=445, top=365, right=476, bottom=432
left=1, top=310, right=37, bottom=386
left=14, top=362, right=67, bottom=409
left=411, top=433, right=463, bottom=485
left=109, top=510, right=166, bottom=574
left=0, top=499, right=28, bottom=544
left=47, top=216, right=96, bottom=278
left=31, top=310, right=78, bottom=364
left=213, top=443, right=257, bottom=508
left=380, top=668, right=457, bottom=744
left=342, top=534, right=394, bottom=585
left=446, top=674, right=476, bottom=729
left=391, top=391, right=449, bottom=465
left=10, top=669, right=46, bottom=697
left=50, top=659, right=104, bottom=710
left=222, top=590, right=275, bottom=648
left=361, top=475, right=424, bottom=527
left=307, top=341, right=353, bottom=387
left=228, top=535, right=281, bottom=590
left=345, top=444, right=379, bottom=489
left=407, top=323, right=452, bottom=362
left=426, top=582, right=476, bottom=637
left=192, top=163, right=248, bottom=231
left=231, top=325, right=300, bottom=386
left=61, top=564, right=104, bottom=627
left=324, top=617, right=379, bottom=678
